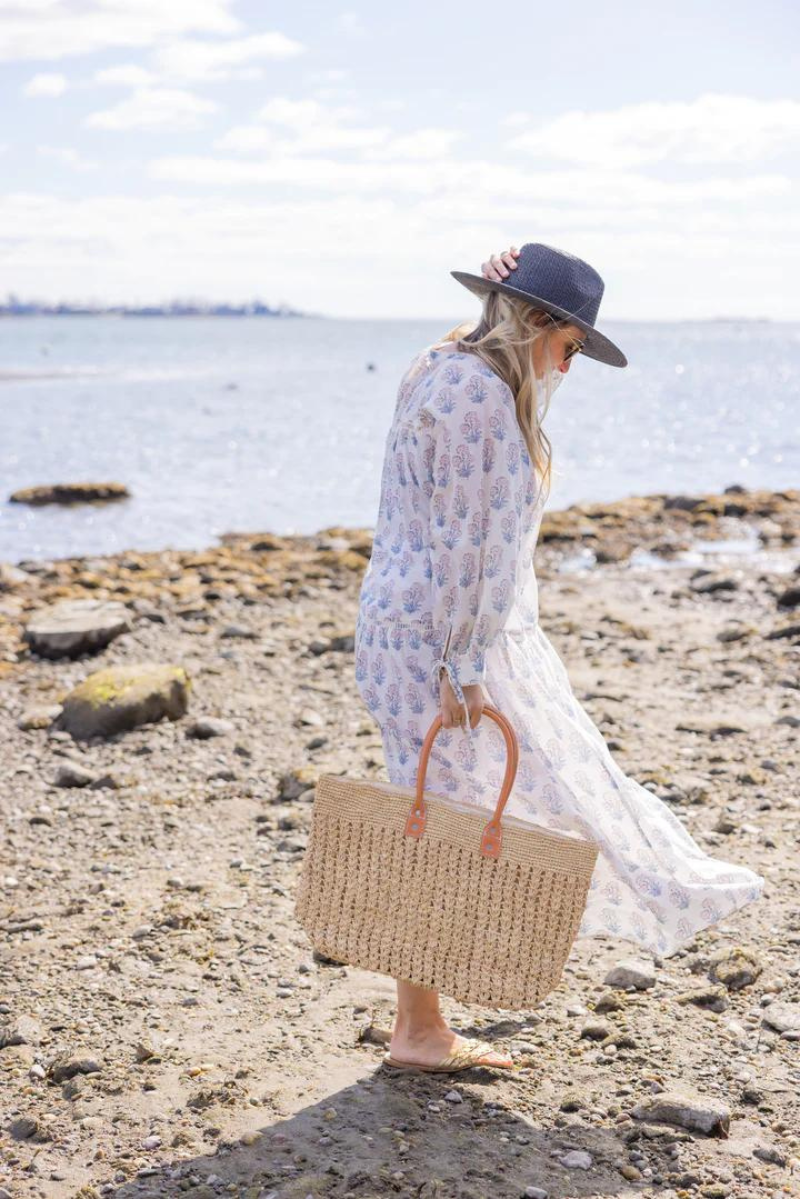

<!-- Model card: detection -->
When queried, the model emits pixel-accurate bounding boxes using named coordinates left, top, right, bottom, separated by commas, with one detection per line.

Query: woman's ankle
left=392, top=1012, right=450, bottom=1042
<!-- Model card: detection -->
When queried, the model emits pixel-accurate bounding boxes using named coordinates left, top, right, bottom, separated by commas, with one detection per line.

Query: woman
left=354, top=242, right=765, bottom=1074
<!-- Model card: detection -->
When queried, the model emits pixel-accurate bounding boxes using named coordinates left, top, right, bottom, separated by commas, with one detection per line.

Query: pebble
left=559, top=1149, right=592, bottom=1169
left=593, top=989, right=627, bottom=1013
left=18, top=705, right=62, bottom=730
left=675, top=985, right=729, bottom=1012
left=580, top=1020, right=611, bottom=1040
left=47, top=1053, right=102, bottom=1083
left=186, top=717, right=235, bottom=739
left=10, top=1116, right=39, bottom=1141
left=753, top=1144, right=786, bottom=1166
left=54, top=759, right=97, bottom=788
left=444, top=1089, right=462, bottom=1103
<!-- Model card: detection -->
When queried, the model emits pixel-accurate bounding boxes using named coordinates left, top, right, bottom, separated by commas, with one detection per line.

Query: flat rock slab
left=9, top=481, right=129, bottom=505
left=631, top=1092, right=731, bottom=1137
left=55, top=662, right=191, bottom=740
left=23, top=599, right=131, bottom=659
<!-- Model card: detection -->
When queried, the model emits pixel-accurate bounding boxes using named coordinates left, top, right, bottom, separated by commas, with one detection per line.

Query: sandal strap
left=437, top=1038, right=499, bottom=1069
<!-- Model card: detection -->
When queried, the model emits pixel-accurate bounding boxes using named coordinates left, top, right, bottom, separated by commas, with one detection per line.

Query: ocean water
left=0, top=315, right=798, bottom=565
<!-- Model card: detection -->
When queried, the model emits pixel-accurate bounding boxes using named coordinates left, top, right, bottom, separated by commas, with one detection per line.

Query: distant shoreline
left=0, top=301, right=313, bottom=318
left=0, top=309, right=777, bottom=322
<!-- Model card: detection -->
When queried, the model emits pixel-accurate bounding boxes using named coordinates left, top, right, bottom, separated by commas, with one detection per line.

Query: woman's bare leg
left=388, top=979, right=513, bottom=1067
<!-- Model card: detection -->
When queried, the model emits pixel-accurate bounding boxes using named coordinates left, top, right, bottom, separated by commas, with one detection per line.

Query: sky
left=1, top=0, right=799, bottom=319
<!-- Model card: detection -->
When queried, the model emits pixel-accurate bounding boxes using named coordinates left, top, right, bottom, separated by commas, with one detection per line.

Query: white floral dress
left=354, top=343, right=765, bottom=958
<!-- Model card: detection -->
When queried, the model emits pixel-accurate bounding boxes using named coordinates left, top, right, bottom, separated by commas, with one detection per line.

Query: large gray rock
left=55, top=663, right=191, bottom=741
left=761, top=1001, right=800, bottom=1034
left=630, top=1092, right=730, bottom=1137
left=603, top=958, right=656, bottom=990
left=23, top=599, right=130, bottom=659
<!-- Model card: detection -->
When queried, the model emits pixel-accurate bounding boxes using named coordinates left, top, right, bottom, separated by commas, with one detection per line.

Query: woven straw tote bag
left=294, top=703, right=600, bottom=1009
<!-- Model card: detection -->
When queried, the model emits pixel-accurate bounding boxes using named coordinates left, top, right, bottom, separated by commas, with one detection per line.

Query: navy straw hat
left=451, top=241, right=628, bottom=368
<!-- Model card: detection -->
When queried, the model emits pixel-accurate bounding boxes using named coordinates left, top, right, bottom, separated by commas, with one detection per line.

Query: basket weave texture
left=294, top=705, right=599, bottom=1009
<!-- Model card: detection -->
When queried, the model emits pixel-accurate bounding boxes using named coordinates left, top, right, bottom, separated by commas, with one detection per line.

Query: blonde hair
left=437, top=290, right=572, bottom=501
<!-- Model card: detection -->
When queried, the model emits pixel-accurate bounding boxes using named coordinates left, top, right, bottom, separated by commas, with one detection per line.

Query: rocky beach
left=1, top=484, right=799, bottom=1200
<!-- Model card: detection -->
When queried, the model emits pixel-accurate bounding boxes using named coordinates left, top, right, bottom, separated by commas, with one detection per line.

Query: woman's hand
left=480, top=245, right=520, bottom=282
left=438, top=673, right=485, bottom=731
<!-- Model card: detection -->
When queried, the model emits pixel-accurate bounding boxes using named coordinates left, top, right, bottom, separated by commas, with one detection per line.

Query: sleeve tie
left=429, top=654, right=474, bottom=736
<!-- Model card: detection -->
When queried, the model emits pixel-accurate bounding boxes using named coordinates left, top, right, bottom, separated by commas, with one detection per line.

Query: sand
left=1, top=485, right=799, bottom=1199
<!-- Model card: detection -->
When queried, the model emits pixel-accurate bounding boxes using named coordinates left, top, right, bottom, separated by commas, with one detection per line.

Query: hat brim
left=451, top=271, right=628, bottom=368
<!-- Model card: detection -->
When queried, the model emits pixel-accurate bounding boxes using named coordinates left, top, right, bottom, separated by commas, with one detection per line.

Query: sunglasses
left=563, top=337, right=585, bottom=363
left=542, top=312, right=585, bottom=363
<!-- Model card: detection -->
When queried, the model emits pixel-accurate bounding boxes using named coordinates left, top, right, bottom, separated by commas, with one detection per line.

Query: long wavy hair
left=437, top=290, right=572, bottom=501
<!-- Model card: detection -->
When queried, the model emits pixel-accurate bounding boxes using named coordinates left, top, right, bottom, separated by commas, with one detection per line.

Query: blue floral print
left=355, top=343, right=766, bottom=957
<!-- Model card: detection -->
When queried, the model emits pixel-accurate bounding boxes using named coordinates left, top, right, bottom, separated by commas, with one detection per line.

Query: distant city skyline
left=0, top=292, right=308, bottom=317
left=1, top=0, right=798, bottom=319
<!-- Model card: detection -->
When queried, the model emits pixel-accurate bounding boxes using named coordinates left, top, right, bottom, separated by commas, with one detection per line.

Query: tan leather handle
left=404, top=703, right=520, bottom=858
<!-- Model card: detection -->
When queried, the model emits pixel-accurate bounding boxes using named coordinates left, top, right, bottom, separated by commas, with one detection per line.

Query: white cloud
left=214, top=98, right=460, bottom=161
left=213, top=125, right=277, bottom=154
left=506, top=93, right=800, bottom=167
left=0, top=0, right=240, bottom=62
left=86, top=87, right=217, bottom=131
left=215, top=97, right=391, bottom=155
left=306, top=68, right=350, bottom=84
left=94, top=64, right=155, bottom=88
left=364, top=128, right=464, bottom=161
left=148, top=153, right=791, bottom=206
left=37, top=145, right=97, bottom=170
left=152, top=32, right=305, bottom=83
left=23, top=72, right=68, bottom=97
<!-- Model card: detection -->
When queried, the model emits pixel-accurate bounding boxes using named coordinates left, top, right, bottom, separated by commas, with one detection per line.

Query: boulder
left=23, top=599, right=130, bottom=659
left=55, top=663, right=190, bottom=741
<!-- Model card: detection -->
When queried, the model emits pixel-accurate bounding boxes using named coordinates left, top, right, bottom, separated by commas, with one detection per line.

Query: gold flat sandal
left=381, top=1036, right=513, bottom=1074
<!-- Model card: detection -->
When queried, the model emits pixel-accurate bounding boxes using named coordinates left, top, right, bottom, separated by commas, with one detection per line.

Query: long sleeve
left=417, top=361, right=529, bottom=731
